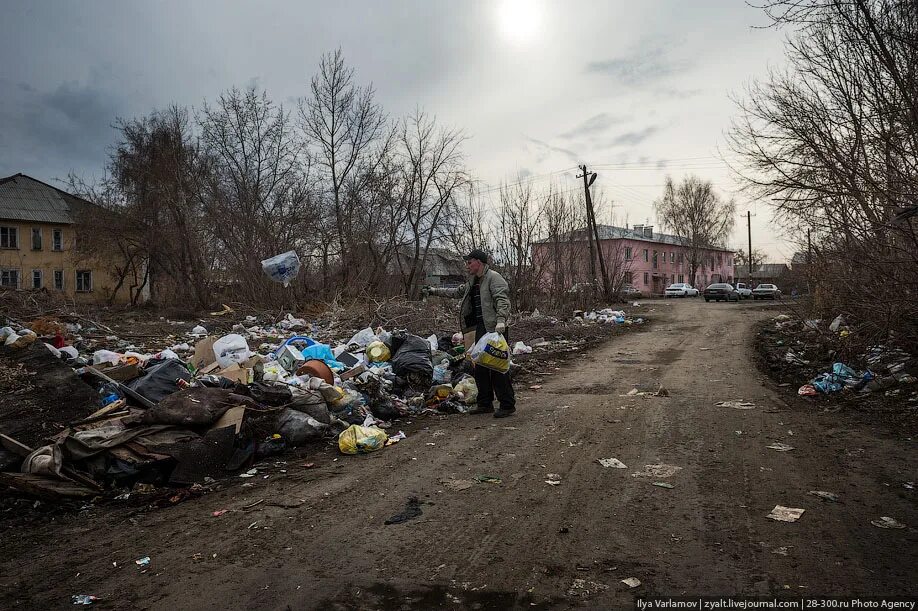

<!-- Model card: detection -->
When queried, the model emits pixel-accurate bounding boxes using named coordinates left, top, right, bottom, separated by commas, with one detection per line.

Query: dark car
left=703, top=283, right=740, bottom=302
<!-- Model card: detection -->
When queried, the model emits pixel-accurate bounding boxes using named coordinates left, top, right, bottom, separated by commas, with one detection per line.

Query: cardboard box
left=217, top=364, right=252, bottom=384
left=192, top=336, right=218, bottom=369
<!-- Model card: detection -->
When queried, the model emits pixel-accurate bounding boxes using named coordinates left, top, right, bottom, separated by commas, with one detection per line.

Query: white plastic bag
left=427, top=334, right=439, bottom=351
left=512, top=341, right=533, bottom=355
left=261, top=250, right=301, bottom=287
left=92, top=349, right=122, bottom=366
left=212, top=334, right=252, bottom=369
left=191, top=325, right=207, bottom=336
left=347, top=327, right=378, bottom=348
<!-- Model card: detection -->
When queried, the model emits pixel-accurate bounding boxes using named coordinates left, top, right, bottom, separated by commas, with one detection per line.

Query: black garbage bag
left=353, top=374, right=398, bottom=420
left=391, top=334, right=433, bottom=378
left=276, top=408, right=329, bottom=445
left=127, top=359, right=193, bottom=404
left=288, top=390, right=332, bottom=424
left=247, top=381, right=293, bottom=406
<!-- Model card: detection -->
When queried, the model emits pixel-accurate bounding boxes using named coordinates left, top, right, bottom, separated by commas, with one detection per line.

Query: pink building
left=532, top=224, right=736, bottom=296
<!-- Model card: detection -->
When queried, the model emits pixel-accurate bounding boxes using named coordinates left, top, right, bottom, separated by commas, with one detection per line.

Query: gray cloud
left=586, top=45, right=691, bottom=86
left=524, top=136, right=580, bottom=163
left=559, top=113, right=627, bottom=140
left=0, top=74, right=126, bottom=180
left=607, top=125, right=661, bottom=147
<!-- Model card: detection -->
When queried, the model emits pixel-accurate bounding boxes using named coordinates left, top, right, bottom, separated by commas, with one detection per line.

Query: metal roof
left=0, top=174, right=75, bottom=224
left=537, top=224, right=734, bottom=253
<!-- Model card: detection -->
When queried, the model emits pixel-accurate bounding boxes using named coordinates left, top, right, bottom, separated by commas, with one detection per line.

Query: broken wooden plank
left=0, top=472, right=95, bottom=499
left=0, top=433, right=103, bottom=491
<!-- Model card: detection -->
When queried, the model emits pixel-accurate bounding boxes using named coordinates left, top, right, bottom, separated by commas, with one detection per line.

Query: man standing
left=424, top=250, right=516, bottom=418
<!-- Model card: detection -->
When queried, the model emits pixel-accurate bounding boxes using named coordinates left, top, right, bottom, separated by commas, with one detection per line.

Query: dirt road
left=2, top=299, right=916, bottom=609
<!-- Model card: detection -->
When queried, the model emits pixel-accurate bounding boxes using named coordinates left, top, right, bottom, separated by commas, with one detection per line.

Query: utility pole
left=579, top=166, right=596, bottom=281
left=747, top=210, right=753, bottom=286
left=578, top=164, right=611, bottom=299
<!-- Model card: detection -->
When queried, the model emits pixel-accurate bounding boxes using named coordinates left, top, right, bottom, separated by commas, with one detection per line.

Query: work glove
left=495, top=322, right=506, bottom=335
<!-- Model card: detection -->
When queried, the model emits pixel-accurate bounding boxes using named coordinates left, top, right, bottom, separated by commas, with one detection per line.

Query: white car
left=734, top=282, right=753, bottom=299
left=664, top=283, right=699, bottom=297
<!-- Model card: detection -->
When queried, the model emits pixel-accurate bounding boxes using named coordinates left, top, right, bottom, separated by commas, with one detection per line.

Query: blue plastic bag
left=301, top=342, right=345, bottom=371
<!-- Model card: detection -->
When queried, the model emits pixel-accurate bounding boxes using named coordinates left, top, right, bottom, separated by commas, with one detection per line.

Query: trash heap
left=0, top=317, right=519, bottom=501
left=757, top=314, right=917, bottom=399
left=572, top=308, right=644, bottom=325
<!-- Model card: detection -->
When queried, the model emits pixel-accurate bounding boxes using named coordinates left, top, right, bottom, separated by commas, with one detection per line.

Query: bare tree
left=734, top=248, right=768, bottom=271
left=299, top=49, right=392, bottom=292
left=654, top=176, right=736, bottom=287
left=393, top=109, right=468, bottom=298
left=199, top=86, right=313, bottom=303
left=730, top=0, right=918, bottom=343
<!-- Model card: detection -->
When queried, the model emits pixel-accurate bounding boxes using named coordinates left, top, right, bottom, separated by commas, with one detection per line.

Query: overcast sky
left=0, top=1, right=794, bottom=260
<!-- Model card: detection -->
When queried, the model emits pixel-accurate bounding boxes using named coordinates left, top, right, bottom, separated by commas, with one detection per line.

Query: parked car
left=619, top=284, right=643, bottom=298
left=664, top=283, right=699, bottom=297
left=703, top=283, right=740, bottom=302
left=734, top=282, right=753, bottom=299
left=752, top=283, right=782, bottom=300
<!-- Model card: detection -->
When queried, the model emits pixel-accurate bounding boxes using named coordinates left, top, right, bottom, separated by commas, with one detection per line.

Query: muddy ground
left=1, top=298, right=916, bottom=609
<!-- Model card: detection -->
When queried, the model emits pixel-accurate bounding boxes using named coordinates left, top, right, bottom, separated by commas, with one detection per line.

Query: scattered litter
left=652, top=482, right=674, bottom=489
left=623, top=386, right=669, bottom=397
left=303, top=463, right=315, bottom=469
left=384, top=496, right=423, bottom=525
left=212, top=509, right=228, bottom=517
left=766, top=506, right=805, bottom=522
left=808, top=491, right=839, bottom=503
left=621, top=577, right=641, bottom=588
left=766, top=442, right=795, bottom=452
left=631, top=464, right=682, bottom=479
left=474, top=475, right=502, bottom=485
left=598, top=457, right=627, bottom=469
left=798, top=385, right=818, bottom=396
left=771, top=546, right=792, bottom=556
left=715, top=400, right=755, bottom=409
left=529, top=385, right=543, bottom=390
left=512, top=341, right=533, bottom=355
left=567, top=578, right=609, bottom=597
left=71, top=595, right=99, bottom=605
left=239, top=469, right=258, bottom=478
left=545, top=473, right=562, bottom=486
left=870, top=516, right=906, bottom=529
left=441, top=478, right=474, bottom=491
left=135, top=556, right=151, bottom=567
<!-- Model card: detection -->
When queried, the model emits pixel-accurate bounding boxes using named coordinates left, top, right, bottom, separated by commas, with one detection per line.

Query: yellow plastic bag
left=366, top=341, right=391, bottom=362
left=338, top=424, right=388, bottom=455
left=469, top=332, right=510, bottom=374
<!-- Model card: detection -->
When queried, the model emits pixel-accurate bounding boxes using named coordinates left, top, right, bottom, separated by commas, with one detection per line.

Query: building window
left=1, top=226, right=18, bottom=249
left=625, top=247, right=632, bottom=260
left=643, top=249, right=648, bottom=262
left=678, top=274, right=684, bottom=283
left=717, top=254, right=722, bottom=266
left=652, top=251, right=658, bottom=269
left=76, top=270, right=92, bottom=292
left=677, top=253, right=683, bottom=264
left=32, top=228, right=42, bottom=250
left=670, top=252, right=675, bottom=263
left=54, top=270, right=64, bottom=290
left=52, top=229, right=63, bottom=251
left=643, top=272, right=649, bottom=285
left=727, top=257, right=732, bottom=267
left=624, top=271, right=633, bottom=284
left=1, top=269, right=20, bottom=287
left=32, top=270, right=42, bottom=289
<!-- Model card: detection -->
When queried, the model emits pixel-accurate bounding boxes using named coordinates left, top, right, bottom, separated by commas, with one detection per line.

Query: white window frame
left=32, top=269, right=42, bottom=289
left=53, top=269, right=64, bottom=290
left=52, top=228, right=63, bottom=251
left=1, top=269, right=20, bottom=288
left=75, top=270, right=92, bottom=292
left=1, top=226, right=19, bottom=249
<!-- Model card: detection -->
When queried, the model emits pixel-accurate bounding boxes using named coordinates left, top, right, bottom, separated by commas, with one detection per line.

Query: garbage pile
left=0, top=315, right=540, bottom=501
left=573, top=308, right=644, bottom=325
left=757, top=314, right=917, bottom=399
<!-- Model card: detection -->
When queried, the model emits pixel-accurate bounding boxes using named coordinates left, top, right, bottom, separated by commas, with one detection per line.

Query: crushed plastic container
left=261, top=250, right=301, bottom=287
